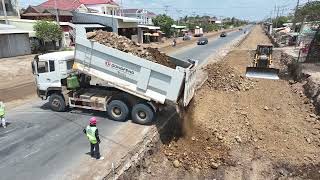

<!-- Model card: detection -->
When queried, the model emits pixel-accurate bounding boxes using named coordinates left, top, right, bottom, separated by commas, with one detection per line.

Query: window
left=31, top=61, right=36, bottom=74
left=66, top=60, right=75, bottom=70
left=37, top=61, right=49, bottom=73
left=49, top=61, right=55, bottom=72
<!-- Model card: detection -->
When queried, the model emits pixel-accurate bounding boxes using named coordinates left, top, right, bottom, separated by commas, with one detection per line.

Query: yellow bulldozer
left=245, top=45, right=279, bottom=80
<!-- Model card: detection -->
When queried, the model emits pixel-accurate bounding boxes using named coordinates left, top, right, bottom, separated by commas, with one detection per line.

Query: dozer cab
left=245, top=45, right=279, bottom=80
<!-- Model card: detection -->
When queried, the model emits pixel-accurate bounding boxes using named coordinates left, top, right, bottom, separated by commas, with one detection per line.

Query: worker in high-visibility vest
left=0, top=101, right=6, bottom=128
left=83, top=117, right=104, bottom=160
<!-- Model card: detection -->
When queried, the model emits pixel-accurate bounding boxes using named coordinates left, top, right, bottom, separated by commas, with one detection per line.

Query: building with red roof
left=21, top=0, right=120, bottom=22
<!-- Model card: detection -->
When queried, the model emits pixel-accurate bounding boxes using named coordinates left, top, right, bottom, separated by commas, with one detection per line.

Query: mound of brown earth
left=162, top=126, right=230, bottom=171
left=87, top=30, right=176, bottom=68
left=205, top=61, right=255, bottom=92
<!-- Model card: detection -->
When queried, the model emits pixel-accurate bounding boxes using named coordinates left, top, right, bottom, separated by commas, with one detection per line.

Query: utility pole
left=275, top=5, right=280, bottom=28
left=1, top=0, right=8, bottom=24
left=54, top=0, right=60, bottom=25
left=16, top=0, right=20, bottom=18
left=292, top=0, right=300, bottom=32
left=176, top=9, right=182, bottom=25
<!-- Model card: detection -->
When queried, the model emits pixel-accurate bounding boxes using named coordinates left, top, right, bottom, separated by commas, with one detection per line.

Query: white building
left=84, top=0, right=120, bottom=15
left=122, top=9, right=156, bottom=25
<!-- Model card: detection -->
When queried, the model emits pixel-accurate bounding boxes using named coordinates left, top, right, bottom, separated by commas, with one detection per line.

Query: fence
left=306, top=27, right=320, bottom=63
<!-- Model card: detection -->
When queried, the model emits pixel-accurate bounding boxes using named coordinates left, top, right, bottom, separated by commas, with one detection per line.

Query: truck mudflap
left=182, top=63, right=198, bottom=107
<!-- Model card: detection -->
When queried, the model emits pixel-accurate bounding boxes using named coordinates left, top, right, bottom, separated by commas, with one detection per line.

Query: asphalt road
left=0, top=26, right=253, bottom=180
left=170, top=25, right=253, bottom=64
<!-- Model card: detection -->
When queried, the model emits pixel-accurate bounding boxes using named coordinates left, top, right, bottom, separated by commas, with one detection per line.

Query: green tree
left=272, top=16, right=290, bottom=28
left=202, top=23, right=219, bottom=32
left=33, top=20, right=62, bottom=51
left=153, top=14, right=175, bottom=37
left=297, top=1, right=320, bottom=23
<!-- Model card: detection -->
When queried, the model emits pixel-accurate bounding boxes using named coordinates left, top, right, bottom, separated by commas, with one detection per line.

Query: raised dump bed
left=74, top=26, right=198, bottom=107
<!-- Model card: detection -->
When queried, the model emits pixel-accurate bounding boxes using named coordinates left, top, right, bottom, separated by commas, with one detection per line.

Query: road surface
left=0, top=26, right=252, bottom=180
left=170, top=25, right=252, bottom=64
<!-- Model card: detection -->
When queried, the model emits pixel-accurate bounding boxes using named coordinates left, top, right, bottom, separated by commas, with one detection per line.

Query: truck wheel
left=49, top=94, right=66, bottom=112
left=131, top=103, right=155, bottom=125
left=107, top=100, right=129, bottom=122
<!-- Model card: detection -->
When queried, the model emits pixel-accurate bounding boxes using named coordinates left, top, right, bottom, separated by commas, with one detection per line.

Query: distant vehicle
left=183, top=35, right=192, bottom=41
left=239, top=28, right=243, bottom=31
left=197, top=37, right=208, bottom=45
left=220, top=32, right=227, bottom=37
left=194, top=28, right=204, bottom=37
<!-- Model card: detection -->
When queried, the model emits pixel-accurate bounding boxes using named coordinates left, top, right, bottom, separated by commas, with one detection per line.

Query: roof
left=0, top=29, right=32, bottom=35
left=82, top=13, right=141, bottom=22
left=0, top=24, right=31, bottom=35
left=38, top=0, right=118, bottom=11
left=75, top=24, right=105, bottom=28
left=171, top=24, right=187, bottom=29
left=138, top=25, right=160, bottom=30
left=39, top=51, right=74, bottom=61
left=0, top=24, right=16, bottom=30
left=80, top=0, right=118, bottom=5
left=39, top=0, right=81, bottom=11
left=122, top=9, right=156, bottom=17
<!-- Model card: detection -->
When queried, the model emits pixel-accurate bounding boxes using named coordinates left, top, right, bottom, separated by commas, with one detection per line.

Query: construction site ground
left=119, top=26, right=320, bottom=180
left=0, top=26, right=249, bottom=180
left=0, top=55, right=37, bottom=109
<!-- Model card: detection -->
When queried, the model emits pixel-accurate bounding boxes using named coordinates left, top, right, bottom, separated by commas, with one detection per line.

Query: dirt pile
left=205, top=61, right=255, bottom=92
left=162, top=127, right=230, bottom=171
left=87, top=30, right=176, bottom=68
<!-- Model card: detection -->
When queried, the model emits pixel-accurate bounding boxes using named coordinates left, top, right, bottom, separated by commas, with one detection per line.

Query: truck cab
left=32, top=51, right=75, bottom=99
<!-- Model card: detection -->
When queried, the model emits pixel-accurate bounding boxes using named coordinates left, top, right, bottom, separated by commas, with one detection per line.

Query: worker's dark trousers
left=90, top=143, right=101, bottom=159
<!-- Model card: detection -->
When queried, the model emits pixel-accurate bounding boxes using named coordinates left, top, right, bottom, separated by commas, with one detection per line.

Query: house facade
left=122, top=9, right=156, bottom=25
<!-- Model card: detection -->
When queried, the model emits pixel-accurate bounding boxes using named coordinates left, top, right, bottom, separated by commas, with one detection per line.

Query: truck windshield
left=66, top=60, right=74, bottom=70
left=38, top=61, right=49, bottom=73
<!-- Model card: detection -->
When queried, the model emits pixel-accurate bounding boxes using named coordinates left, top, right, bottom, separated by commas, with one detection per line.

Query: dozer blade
left=245, top=67, right=280, bottom=80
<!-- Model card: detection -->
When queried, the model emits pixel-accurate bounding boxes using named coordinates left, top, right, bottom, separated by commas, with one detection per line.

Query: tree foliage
left=202, top=23, right=219, bottom=32
left=272, top=16, right=290, bottom=28
left=297, top=1, right=320, bottom=22
left=153, top=14, right=175, bottom=37
left=223, top=17, right=247, bottom=28
left=33, top=20, right=62, bottom=42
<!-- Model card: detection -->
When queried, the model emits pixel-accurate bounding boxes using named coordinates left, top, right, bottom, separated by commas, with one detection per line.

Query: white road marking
left=23, top=149, right=40, bottom=159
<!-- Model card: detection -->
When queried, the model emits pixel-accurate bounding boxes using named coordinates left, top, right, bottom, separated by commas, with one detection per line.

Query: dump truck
left=245, top=45, right=279, bottom=80
left=31, top=26, right=198, bottom=125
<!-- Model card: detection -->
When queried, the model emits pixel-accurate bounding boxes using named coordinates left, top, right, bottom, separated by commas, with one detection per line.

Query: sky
left=19, top=0, right=312, bottom=21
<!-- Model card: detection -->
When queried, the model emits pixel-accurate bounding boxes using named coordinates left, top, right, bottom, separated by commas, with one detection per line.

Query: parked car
left=220, top=32, right=227, bottom=37
left=183, top=35, right=192, bottom=41
left=197, top=37, right=208, bottom=45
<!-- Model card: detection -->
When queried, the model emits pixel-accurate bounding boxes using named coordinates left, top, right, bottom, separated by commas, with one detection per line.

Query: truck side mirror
left=31, top=60, right=38, bottom=75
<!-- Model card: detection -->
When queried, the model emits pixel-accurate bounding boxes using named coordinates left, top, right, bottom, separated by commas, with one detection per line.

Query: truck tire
left=49, top=94, right=66, bottom=112
left=107, top=100, right=129, bottom=122
left=131, top=103, right=155, bottom=125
